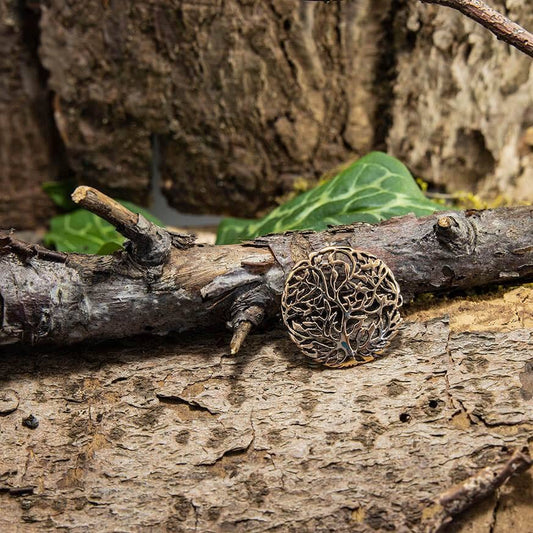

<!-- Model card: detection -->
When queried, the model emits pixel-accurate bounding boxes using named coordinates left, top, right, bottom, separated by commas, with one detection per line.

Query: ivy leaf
left=96, top=241, right=125, bottom=255
left=43, top=201, right=164, bottom=254
left=42, top=180, right=78, bottom=211
left=216, top=152, right=444, bottom=244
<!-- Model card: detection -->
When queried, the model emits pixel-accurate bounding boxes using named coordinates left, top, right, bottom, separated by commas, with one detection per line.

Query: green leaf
left=43, top=201, right=164, bottom=254
left=42, top=180, right=78, bottom=210
left=216, top=152, right=444, bottom=244
left=44, top=210, right=122, bottom=254
left=96, top=241, right=125, bottom=255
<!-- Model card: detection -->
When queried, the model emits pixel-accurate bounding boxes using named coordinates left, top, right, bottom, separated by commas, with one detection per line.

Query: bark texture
left=1, top=199, right=532, bottom=530
left=35, top=0, right=533, bottom=217
left=421, top=0, right=533, bottom=58
left=0, top=1, right=59, bottom=230
left=36, top=0, right=394, bottom=214
left=1, top=206, right=532, bottom=347
left=1, top=294, right=532, bottom=531
left=1, top=1, right=531, bottom=226
left=388, top=1, right=533, bottom=201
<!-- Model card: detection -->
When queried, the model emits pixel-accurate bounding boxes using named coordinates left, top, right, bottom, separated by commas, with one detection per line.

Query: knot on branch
left=281, top=247, right=402, bottom=368
left=434, top=214, right=477, bottom=255
left=123, top=214, right=172, bottom=266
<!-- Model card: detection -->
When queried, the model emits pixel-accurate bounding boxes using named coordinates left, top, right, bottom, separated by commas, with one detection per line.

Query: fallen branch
left=0, top=187, right=532, bottom=351
left=420, top=0, right=533, bottom=58
left=424, top=449, right=532, bottom=532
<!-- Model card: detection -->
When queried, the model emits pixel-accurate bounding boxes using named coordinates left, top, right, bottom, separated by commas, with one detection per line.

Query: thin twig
left=72, top=186, right=147, bottom=243
left=0, top=233, right=67, bottom=263
left=424, top=449, right=532, bottom=532
left=421, top=0, right=533, bottom=58
left=72, top=186, right=173, bottom=266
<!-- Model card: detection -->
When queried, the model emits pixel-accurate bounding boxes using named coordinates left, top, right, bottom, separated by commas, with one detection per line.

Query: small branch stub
left=434, top=213, right=476, bottom=254
left=72, top=186, right=172, bottom=266
left=230, top=321, right=253, bottom=355
left=437, top=216, right=452, bottom=229
left=281, top=247, right=402, bottom=368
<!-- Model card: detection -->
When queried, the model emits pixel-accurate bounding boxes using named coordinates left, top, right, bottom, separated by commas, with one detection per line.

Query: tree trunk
left=0, top=0, right=61, bottom=229
left=35, top=0, right=395, bottom=214
left=1, top=0, right=530, bottom=229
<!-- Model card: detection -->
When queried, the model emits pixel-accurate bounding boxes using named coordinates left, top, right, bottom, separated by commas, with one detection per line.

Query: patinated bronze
left=281, top=247, right=403, bottom=367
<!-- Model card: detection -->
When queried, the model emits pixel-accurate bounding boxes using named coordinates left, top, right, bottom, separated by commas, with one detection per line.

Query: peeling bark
left=0, top=202, right=531, bottom=347
left=0, top=312, right=531, bottom=531
left=35, top=0, right=533, bottom=214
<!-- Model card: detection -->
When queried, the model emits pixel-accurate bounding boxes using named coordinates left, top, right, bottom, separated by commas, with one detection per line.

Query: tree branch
left=420, top=0, right=533, bottom=58
left=424, top=449, right=532, bottom=532
left=71, top=186, right=192, bottom=266
left=0, top=196, right=531, bottom=349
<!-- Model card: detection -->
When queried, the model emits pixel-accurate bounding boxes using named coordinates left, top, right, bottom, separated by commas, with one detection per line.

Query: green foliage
left=42, top=180, right=78, bottom=210
left=43, top=201, right=164, bottom=255
left=216, top=152, right=444, bottom=244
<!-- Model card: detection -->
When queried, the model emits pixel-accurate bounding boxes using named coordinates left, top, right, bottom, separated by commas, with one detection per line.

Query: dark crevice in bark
left=474, top=413, right=528, bottom=429
left=156, top=394, right=219, bottom=416
left=0, top=486, right=35, bottom=497
left=372, top=1, right=406, bottom=151
left=489, top=494, right=501, bottom=533
left=17, top=0, right=72, bottom=182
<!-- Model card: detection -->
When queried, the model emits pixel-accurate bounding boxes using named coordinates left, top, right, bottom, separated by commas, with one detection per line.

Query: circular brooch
left=281, top=246, right=402, bottom=367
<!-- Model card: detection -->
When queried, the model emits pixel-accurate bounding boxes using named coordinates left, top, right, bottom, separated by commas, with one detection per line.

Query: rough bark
left=0, top=0, right=60, bottom=230
left=0, top=1, right=531, bottom=225
left=35, top=0, right=533, bottom=215
left=1, top=194, right=532, bottom=531
left=388, top=1, right=533, bottom=201
left=420, top=0, right=533, bottom=57
left=1, top=204, right=531, bottom=347
left=35, top=0, right=394, bottom=214
left=1, top=297, right=532, bottom=531
left=1, top=1, right=531, bottom=224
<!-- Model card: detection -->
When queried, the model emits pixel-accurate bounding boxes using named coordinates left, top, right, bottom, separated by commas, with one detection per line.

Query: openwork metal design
left=281, top=247, right=402, bottom=368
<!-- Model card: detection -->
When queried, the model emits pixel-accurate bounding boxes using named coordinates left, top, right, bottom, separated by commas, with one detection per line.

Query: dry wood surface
left=1, top=195, right=532, bottom=531
left=1, top=286, right=532, bottom=532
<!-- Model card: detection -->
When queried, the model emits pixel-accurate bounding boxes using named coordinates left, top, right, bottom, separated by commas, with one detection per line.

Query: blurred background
left=1, top=0, right=531, bottom=233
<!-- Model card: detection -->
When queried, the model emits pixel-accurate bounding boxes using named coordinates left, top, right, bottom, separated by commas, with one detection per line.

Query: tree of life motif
left=281, top=247, right=403, bottom=367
